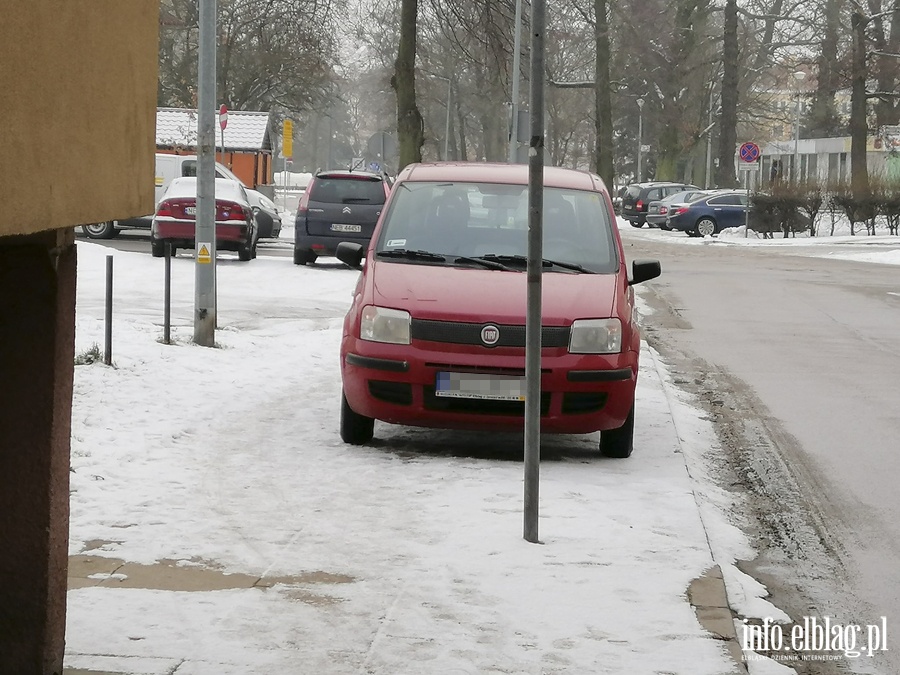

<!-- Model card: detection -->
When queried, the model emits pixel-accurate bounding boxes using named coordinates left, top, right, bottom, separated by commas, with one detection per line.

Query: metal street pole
left=524, top=0, right=545, bottom=545
left=444, top=77, right=451, bottom=159
left=705, top=88, right=714, bottom=189
left=194, top=0, right=217, bottom=346
left=792, top=71, right=806, bottom=182
left=637, top=98, right=644, bottom=182
left=508, top=0, right=523, bottom=163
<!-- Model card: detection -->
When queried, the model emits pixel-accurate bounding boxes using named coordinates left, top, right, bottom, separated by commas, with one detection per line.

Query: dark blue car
left=666, top=190, right=748, bottom=237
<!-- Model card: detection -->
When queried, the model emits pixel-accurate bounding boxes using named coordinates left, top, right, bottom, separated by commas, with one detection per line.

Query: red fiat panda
left=335, top=163, right=660, bottom=458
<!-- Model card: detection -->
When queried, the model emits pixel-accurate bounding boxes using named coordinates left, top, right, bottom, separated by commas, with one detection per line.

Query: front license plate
left=331, top=223, right=362, bottom=233
left=435, top=372, right=525, bottom=401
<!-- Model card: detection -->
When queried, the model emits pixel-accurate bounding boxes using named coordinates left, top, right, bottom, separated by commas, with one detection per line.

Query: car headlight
left=361, top=306, right=411, bottom=344
left=569, top=318, right=622, bottom=354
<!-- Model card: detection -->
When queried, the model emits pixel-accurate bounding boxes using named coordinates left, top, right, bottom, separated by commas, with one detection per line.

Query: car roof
left=630, top=181, right=692, bottom=188
left=395, top=162, right=607, bottom=192
left=164, top=177, right=248, bottom=203
left=316, top=169, right=386, bottom=180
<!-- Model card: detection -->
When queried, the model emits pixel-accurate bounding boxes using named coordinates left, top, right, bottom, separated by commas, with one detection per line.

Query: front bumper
left=341, top=338, right=638, bottom=434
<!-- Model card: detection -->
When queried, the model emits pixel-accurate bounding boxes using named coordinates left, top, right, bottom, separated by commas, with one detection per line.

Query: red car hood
left=370, top=261, right=618, bottom=323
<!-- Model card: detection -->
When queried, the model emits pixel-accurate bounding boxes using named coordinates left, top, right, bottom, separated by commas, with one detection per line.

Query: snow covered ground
left=63, top=220, right=900, bottom=674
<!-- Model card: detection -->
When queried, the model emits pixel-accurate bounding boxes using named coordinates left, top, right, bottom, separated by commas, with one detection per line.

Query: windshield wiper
left=376, top=248, right=446, bottom=261
left=472, top=253, right=592, bottom=273
left=541, top=258, right=592, bottom=273
left=453, top=255, right=512, bottom=271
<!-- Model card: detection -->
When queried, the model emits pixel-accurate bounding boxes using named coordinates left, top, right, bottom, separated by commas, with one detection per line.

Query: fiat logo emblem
left=481, top=324, right=500, bottom=346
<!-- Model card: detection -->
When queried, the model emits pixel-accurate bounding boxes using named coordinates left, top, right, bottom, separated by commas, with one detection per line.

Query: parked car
left=247, top=191, right=282, bottom=239
left=150, top=177, right=258, bottom=261
left=620, top=181, right=699, bottom=227
left=81, top=153, right=280, bottom=239
left=645, top=189, right=716, bottom=229
left=293, top=169, right=392, bottom=265
left=665, top=190, right=749, bottom=236
left=334, top=162, right=661, bottom=458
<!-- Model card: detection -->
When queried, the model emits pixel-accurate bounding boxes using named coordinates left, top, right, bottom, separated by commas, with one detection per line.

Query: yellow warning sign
left=197, top=243, right=211, bottom=264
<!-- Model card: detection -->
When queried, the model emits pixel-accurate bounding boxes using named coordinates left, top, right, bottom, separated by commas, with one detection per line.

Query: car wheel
left=695, top=217, right=717, bottom=237
left=251, top=241, right=258, bottom=259
left=150, top=237, right=165, bottom=258
left=629, top=221, right=642, bottom=228
left=659, top=222, right=671, bottom=231
left=293, top=248, right=317, bottom=265
left=82, top=221, right=119, bottom=239
left=340, top=392, right=374, bottom=445
left=599, top=404, right=634, bottom=458
left=238, top=241, right=253, bottom=261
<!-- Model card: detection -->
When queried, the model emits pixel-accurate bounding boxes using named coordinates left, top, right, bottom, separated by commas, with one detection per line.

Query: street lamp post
left=434, top=75, right=452, bottom=159
left=637, top=98, right=644, bottom=182
left=792, top=70, right=807, bottom=181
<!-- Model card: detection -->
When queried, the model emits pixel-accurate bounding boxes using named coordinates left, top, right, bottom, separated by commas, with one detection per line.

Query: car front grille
left=411, top=319, right=569, bottom=348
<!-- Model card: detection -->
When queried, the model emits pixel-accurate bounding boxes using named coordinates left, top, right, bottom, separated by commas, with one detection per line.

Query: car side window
left=709, top=195, right=738, bottom=205
left=646, top=188, right=661, bottom=200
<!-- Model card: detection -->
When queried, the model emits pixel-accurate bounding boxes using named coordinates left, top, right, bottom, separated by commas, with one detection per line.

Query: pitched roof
left=156, top=108, right=272, bottom=152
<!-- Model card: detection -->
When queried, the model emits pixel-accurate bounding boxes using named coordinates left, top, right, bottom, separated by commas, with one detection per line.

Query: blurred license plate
left=435, top=372, right=525, bottom=401
left=185, top=206, right=196, bottom=215
left=331, top=223, right=361, bottom=233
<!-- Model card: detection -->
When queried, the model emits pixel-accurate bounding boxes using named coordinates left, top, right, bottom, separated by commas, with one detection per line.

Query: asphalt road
left=621, top=225, right=900, bottom=673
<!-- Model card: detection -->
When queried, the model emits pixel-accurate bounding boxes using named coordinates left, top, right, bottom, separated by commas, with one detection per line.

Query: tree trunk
left=593, top=0, right=614, bottom=188
left=851, top=11, right=870, bottom=197
left=808, top=0, right=843, bottom=138
left=715, top=0, right=738, bottom=188
left=393, top=0, right=424, bottom=170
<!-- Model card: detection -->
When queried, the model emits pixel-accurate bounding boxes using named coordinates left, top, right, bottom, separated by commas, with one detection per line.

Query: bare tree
left=157, top=0, right=340, bottom=113
left=393, top=0, right=425, bottom=168
left=716, top=0, right=739, bottom=187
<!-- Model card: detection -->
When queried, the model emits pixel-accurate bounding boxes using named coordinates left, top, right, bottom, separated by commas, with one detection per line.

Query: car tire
left=82, top=222, right=119, bottom=239
left=695, top=217, right=717, bottom=237
left=238, top=241, right=253, bottom=262
left=293, top=248, right=317, bottom=265
left=599, top=404, right=634, bottom=458
left=150, top=237, right=165, bottom=258
left=629, top=221, right=642, bottom=228
left=340, top=392, right=374, bottom=445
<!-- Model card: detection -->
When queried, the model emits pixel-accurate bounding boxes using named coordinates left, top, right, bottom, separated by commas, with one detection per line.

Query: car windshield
left=374, top=181, right=619, bottom=274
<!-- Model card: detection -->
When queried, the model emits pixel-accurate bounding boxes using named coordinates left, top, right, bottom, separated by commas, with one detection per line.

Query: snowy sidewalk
left=64, top=242, right=750, bottom=675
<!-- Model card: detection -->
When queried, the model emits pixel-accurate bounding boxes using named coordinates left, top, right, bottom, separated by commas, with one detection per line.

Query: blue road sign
left=739, top=142, right=760, bottom=163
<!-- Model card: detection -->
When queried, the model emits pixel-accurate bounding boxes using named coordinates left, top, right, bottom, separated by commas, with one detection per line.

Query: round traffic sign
left=739, top=142, right=760, bottom=163
left=219, top=104, right=228, bottom=130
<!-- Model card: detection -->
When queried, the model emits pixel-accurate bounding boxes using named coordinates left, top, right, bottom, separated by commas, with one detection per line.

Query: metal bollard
left=104, top=254, right=113, bottom=365
left=164, top=242, right=172, bottom=344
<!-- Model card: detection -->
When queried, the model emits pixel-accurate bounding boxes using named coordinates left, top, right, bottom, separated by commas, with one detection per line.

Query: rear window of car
left=309, top=177, right=386, bottom=205
left=625, top=186, right=641, bottom=199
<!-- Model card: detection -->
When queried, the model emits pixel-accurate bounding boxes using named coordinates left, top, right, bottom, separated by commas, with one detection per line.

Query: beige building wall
left=0, top=1, right=160, bottom=236
left=1, top=3, right=159, bottom=673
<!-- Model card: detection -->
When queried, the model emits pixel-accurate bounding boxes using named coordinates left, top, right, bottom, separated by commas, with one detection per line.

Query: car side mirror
left=336, top=241, right=366, bottom=269
left=629, top=259, right=661, bottom=285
